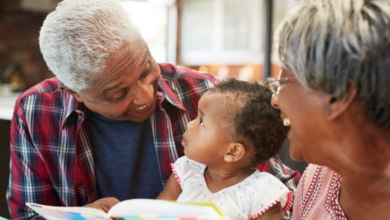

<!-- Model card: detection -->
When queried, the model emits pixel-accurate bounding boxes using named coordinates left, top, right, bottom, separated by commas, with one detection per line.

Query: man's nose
left=133, top=82, right=153, bottom=104
left=271, top=93, right=279, bottom=109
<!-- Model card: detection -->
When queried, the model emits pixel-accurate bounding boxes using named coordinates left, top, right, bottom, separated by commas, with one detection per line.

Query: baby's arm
left=156, top=174, right=182, bottom=200
left=253, top=202, right=284, bottom=220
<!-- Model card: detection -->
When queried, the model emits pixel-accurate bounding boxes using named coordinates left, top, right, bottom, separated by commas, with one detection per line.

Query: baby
left=157, top=78, right=292, bottom=220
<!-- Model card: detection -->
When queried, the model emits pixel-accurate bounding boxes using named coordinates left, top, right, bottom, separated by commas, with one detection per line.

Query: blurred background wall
left=0, top=0, right=307, bottom=218
left=0, top=0, right=55, bottom=91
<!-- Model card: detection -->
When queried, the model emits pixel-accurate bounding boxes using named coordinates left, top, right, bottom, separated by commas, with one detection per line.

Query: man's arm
left=7, top=101, right=57, bottom=220
left=8, top=98, right=122, bottom=219
left=156, top=174, right=182, bottom=200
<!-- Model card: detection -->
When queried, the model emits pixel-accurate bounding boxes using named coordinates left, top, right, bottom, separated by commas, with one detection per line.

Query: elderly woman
left=267, top=0, right=390, bottom=219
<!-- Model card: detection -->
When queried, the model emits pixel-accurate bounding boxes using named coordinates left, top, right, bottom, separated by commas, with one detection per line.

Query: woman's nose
left=271, top=93, right=279, bottom=109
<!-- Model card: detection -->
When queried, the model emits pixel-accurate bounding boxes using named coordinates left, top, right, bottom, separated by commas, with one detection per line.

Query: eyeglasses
left=264, top=77, right=295, bottom=95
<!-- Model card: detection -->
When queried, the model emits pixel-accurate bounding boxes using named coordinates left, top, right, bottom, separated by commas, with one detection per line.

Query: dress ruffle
left=172, top=156, right=293, bottom=220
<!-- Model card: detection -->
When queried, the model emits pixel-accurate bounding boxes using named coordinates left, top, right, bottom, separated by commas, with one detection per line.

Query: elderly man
left=7, top=0, right=299, bottom=219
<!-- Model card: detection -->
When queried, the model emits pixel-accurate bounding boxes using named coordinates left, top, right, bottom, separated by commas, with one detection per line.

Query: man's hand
left=84, top=197, right=120, bottom=212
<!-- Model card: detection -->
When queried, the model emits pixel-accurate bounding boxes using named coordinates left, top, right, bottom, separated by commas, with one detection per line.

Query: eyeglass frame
left=264, top=77, right=340, bottom=104
left=264, top=77, right=295, bottom=95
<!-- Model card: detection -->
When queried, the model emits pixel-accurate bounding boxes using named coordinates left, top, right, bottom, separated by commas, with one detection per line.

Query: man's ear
left=58, top=82, right=83, bottom=103
left=326, top=85, right=358, bottom=121
left=224, top=143, right=246, bottom=163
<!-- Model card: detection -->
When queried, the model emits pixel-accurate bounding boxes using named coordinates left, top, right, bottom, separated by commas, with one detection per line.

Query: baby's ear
left=224, top=143, right=245, bottom=163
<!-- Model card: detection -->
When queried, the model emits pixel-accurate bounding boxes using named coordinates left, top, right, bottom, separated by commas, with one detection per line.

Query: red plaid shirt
left=7, top=63, right=300, bottom=220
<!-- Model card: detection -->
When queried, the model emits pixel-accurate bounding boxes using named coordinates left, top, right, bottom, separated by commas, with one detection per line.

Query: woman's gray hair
left=275, top=0, right=390, bottom=127
left=39, top=0, right=143, bottom=92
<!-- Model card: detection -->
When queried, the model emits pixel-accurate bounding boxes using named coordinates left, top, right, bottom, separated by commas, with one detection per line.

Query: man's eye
left=109, top=95, right=125, bottom=103
left=111, top=96, right=124, bottom=102
left=109, top=89, right=128, bottom=103
left=146, top=63, right=153, bottom=73
left=140, top=62, right=154, bottom=80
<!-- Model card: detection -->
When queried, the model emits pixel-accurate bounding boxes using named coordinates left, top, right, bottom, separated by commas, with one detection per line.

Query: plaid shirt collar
left=157, top=77, right=186, bottom=111
left=61, top=93, right=85, bottom=129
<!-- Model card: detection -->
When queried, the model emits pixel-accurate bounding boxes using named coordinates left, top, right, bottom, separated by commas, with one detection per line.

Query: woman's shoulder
left=298, top=164, right=332, bottom=197
left=293, top=164, right=344, bottom=219
left=300, top=164, right=334, bottom=185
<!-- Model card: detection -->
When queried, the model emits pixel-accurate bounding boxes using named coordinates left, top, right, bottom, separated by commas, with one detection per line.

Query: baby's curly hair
left=209, top=78, right=288, bottom=165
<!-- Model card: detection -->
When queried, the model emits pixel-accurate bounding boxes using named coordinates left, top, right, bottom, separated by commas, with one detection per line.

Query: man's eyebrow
left=139, top=51, right=151, bottom=79
left=101, top=51, right=150, bottom=96
left=102, top=82, right=123, bottom=96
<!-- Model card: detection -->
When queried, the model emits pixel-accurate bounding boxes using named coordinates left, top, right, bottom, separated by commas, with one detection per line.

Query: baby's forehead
left=205, top=90, right=242, bottom=104
left=203, top=91, right=243, bottom=118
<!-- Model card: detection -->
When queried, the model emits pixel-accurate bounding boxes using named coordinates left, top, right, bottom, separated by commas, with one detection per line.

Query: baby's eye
left=199, top=117, right=204, bottom=127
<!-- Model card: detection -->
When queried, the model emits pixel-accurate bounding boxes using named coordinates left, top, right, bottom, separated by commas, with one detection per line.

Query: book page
left=26, top=203, right=106, bottom=220
left=27, top=200, right=229, bottom=220
left=107, top=199, right=222, bottom=219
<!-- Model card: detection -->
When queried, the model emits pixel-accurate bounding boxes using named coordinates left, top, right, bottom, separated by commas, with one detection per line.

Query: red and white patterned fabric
left=293, top=164, right=347, bottom=220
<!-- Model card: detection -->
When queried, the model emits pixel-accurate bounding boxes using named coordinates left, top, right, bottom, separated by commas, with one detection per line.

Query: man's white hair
left=275, top=0, right=390, bottom=128
left=39, top=0, right=143, bottom=92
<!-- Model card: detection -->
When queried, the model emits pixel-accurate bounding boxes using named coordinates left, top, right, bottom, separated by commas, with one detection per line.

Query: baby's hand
left=84, top=197, right=120, bottom=212
left=253, top=202, right=283, bottom=220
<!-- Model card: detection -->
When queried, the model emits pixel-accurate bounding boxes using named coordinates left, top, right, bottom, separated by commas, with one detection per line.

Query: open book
left=26, top=199, right=229, bottom=220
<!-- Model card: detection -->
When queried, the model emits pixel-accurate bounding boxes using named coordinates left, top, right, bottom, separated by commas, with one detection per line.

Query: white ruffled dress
left=172, top=156, right=293, bottom=220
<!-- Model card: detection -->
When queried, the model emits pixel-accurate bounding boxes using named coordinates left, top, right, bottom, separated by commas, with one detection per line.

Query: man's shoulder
left=15, top=77, right=70, bottom=111
left=157, top=63, right=217, bottom=114
left=159, top=63, right=219, bottom=85
left=19, top=77, right=62, bottom=98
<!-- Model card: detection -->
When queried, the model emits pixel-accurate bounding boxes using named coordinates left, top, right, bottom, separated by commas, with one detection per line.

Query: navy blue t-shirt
left=86, top=110, right=163, bottom=201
